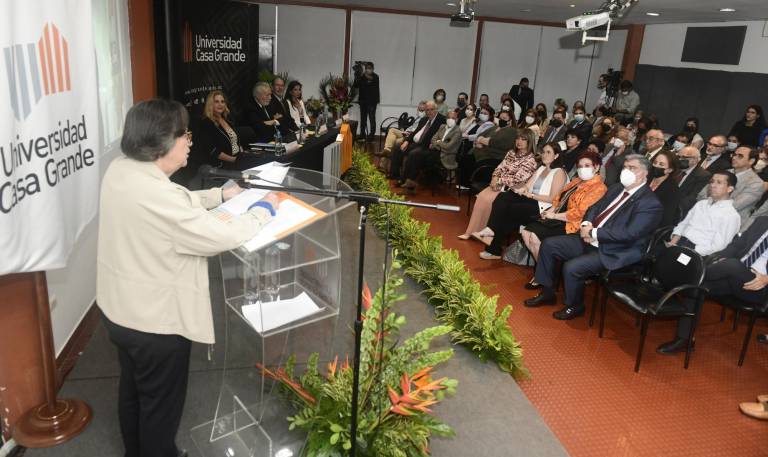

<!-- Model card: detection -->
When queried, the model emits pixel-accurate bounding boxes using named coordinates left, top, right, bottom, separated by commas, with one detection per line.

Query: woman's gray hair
left=120, top=99, right=188, bottom=162
left=623, top=154, right=651, bottom=172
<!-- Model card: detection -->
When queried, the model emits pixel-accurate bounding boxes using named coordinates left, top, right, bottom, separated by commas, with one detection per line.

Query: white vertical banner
left=0, top=1, right=100, bottom=274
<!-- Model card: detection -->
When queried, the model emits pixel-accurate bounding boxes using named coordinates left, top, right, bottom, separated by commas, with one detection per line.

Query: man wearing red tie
left=524, top=154, right=664, bottom=320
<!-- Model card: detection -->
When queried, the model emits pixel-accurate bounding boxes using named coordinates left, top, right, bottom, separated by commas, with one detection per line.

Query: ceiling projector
left=565, top=0, right=639, bottom=43
left=566, top=11, right=611, bottom=31
left=450, top=0, right=476, bottom=27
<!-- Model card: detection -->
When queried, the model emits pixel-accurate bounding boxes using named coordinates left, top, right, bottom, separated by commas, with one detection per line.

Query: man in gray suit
left=697, top=146, right=765, bottom=224
left=429, top=110, right=462, bottom=171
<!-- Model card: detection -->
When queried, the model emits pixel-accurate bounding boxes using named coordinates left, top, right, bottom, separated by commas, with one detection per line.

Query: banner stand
left=0, top=272, right=91, bottom=447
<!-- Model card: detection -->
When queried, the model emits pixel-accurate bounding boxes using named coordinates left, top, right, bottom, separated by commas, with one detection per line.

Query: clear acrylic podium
left=191, top=168, right=355, bottom=457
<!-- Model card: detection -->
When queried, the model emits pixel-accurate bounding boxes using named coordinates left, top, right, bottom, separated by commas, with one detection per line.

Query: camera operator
left=354, top=61, right=380, bottom=142
left=614, top=80, right=641, bottom=124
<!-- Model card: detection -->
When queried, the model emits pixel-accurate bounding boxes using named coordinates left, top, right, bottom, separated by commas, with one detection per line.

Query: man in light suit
left=429, top=110, right=462, bottom=171
left=524, top=154, right=664, bottom=319
left=697, top=146, right=764, bottom=224
left=658, top=216, right=768, bottom=354
left=676, top=146, right=711, bottom=217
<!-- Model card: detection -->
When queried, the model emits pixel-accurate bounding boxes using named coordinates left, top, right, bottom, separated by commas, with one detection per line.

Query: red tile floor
left=363, top=147, right=768, bottom=456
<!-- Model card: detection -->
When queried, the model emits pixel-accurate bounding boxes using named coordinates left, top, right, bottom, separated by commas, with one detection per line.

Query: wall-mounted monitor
left=681, top=26, right=747, bottom=65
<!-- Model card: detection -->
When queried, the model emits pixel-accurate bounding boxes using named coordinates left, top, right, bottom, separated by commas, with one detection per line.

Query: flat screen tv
left=681, top=26, right=747, bottom=65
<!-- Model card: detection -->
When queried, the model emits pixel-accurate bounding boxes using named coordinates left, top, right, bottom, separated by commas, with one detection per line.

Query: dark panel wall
left=634, top=64, right=768, bottom=138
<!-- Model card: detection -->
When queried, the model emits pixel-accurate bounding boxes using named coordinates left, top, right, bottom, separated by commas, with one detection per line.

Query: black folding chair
left=710, top=295, right=768, bottom=366
left=466, top=158, right=501, bottom=216
left=599, top=245, right=707, bottom=372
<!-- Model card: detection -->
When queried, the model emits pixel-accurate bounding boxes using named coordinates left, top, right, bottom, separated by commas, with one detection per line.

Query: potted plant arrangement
left=258, top=261, right=457, bottom=456
left=319, top=73, right=358, bottom=119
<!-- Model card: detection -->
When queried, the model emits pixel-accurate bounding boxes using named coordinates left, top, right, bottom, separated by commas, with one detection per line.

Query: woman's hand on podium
left=222, top=183, right=244, bottom=201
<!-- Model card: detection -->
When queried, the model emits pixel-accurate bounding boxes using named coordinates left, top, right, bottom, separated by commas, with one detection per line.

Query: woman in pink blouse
left=459, top=129, right=538, bottom=240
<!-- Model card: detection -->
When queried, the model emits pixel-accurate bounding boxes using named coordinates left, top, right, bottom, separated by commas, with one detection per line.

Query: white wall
left=46, top=0, right=133, bottom=353
left=276, top=5, right=346, bottom=102
left=640, top=21, right=768, bottom=74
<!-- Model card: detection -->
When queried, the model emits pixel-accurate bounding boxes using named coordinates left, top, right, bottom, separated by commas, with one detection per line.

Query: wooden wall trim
left=55, top=304, right=100, bottom=389
left=621, top=24, right=645, bottom=81
left=343, top=7, right=352, bottom=77
left=128, top=0, right=157, bottom=102
left=470, top=20, right=484, bottom=102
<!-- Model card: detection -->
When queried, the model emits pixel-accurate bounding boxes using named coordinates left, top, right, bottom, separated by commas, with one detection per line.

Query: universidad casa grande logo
left=3, top=22, right=72, bottom=121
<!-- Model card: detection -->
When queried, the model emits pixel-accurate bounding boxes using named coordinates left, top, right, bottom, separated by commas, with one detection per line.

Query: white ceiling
left=311, top=0, right=768, bottom=25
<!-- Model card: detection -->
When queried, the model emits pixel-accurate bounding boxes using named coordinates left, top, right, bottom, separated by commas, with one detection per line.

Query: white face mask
left=435, top=95, right=445, bottom=103
left=673, top=141, right=686, bottom=151
left=727, top=142, right=738, bottom=151
left=479, top=113, right=489, bottom=122
left=755, top=159, right=768, bottom=172
left=446, top=118, right=457, bottom=128
left=577, top=167, right=595, bottom=181
left=574, top=114, right=585, bottom=122
left=502, top=106, right=511, bottom=112
left=622, top=91, right=630, bottom=95
left=620, top=168, right=637, bottom=187
left=465, top=109, right=474, bottom=117
left=525, top=116, right=535, bottom=124
left=613, top=138, right=625, bottom=149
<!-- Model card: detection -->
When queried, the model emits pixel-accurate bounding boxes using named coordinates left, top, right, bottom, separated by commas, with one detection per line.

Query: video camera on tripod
left=352, top=60, right=373, bottom=77
left=600, top=67, right=624, bottom=112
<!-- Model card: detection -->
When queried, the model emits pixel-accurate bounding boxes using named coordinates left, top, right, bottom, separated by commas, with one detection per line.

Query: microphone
left=198, top=165, right=260, bottom=181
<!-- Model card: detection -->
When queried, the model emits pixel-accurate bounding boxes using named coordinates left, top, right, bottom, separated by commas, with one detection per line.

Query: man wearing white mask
left=613, top=80, right=640, bottom=124
left=429, top=110, right=462, bottom=172
left=566, top=106, right=592, bottom=141
left=524, top=154, right=663, bottom=320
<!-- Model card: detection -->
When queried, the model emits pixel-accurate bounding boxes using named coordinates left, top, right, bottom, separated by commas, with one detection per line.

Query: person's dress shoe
left=524, top=291, right=556, bottom=307
left=552, top=305, right=585, bottom=320
left=739, top=401, right=768, bottom=420
left=757, top=334, right=768, bottom=344
left=656, top=338, right=695, bottom=355
left=524, top=278, right=542, bottom=290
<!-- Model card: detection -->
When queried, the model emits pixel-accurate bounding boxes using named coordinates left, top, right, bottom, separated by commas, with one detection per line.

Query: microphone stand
left=233, top=178, right=457, bottom=457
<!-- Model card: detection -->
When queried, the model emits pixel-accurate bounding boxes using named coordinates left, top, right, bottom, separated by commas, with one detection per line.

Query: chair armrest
left=653, top=285, right=709, bottom=314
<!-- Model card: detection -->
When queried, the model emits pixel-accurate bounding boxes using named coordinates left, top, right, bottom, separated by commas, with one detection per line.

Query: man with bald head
left=700, top=135, right=732, bottom=173
left=677, top=145, right=712, bottom=216
left=388, top=100, right=445, bottom=182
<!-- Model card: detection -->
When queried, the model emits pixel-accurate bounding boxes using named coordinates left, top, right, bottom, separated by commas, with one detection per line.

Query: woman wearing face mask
left=602, top=127, right=631, bottom=186
left=729, top=104, right=767, bottom=147
left=456, top=104, right=481, bottom=188
left=497, top=111, right=514, bottom=129
left=459, top=129, right=537, bottom=240
left=477, top=141, right=568, bottom=259
left=593, top=116, right=616, bottom=144
left=727, top=134, right=741, bottom=153
left=562, top=129, right=585, bottom=177
left=535, top=103, right=549, bottom=131
left=520, top=151, right=607, bottom=286
left=519, top=109, right=541, bottom=144
left=670, top=132, right=693, bottom=153
left=465, top=107, right=496, bottom=145
left=433, top=88, right=450, bottom=116
left=632, top=117, right=652, bottom=154
left=649, top=149, right=682, bottom=226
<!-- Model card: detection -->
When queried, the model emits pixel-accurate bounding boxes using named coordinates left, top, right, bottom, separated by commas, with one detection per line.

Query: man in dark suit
left=509, top=78, right=534, bottom=112
left=525, top=154, right=664, bottom=319
left=642, top=129, right=670, bottom=163
left=677, top=145, right=712, bottom=216
left=658, top=216, right=768, bottom=354
left=388, top=101, right=445, bottom=182
left=699, top=135, right=732, bottom=173
left=565, top=106, right=592, bottom=143
left=538, top=110, right=567, bottom=148
left=246, top=82, right=281, bottom=143
left=267, top=76, right=297, bottom=134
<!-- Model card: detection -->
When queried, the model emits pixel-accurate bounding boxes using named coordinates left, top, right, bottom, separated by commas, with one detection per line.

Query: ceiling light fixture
left=646, top=12, right=660, bottom=16
left=521, top=8, right=532, bottom=13
left=446, top=2, right=456, bottom=6
left=719, top=8, right=736, bottom=12
left=570, top=4, right=576, bottom=7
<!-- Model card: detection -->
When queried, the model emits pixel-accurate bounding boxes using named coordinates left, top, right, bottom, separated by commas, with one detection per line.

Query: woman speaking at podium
left=97, top=99, right=279, bottom=457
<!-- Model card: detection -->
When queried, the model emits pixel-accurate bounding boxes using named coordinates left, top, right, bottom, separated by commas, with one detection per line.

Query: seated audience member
left=269, top=76, right=297, bottom=134
left=478, top=93, right=491, bottom=113
left=498, top=99, right=515, bottom=125
left=572, top=100, right=586, bottom=112
left=497, top=109, right=514, bottom=128
left=642, top=129, right=668, bottom=162
left=460, top=103, right=477, bottom=133
left=670, top=131, right=693, bottom=153
left=383, top=101, right=426, bottom=156
left=520, top=151, right=607, bottom=275
left=520, top=109, right=542, bottom=144
left=459, top=132, right=537, bottom=239
left=196, top=90, right=245, bottom=169
left=657, top=215, right=768, bottom=355
left=510, top=78, right=534, bottom=112
left=465, top=106, right=497, bottom=147
left=676, top=146, right=711, bottom=216
left=726, top=134, right=740, bottom=154
left=602, top=127, right=632, bottom=186
left=586, top=139, right=606, bottom=157
left=472, top=110, right=519, bottom=163
left=562, top=129, right=586, bottom=177
left=697, top=146, right=764, bottom=224
left=566, top=105, right=592, bottom=141
left=729, top=104, right=766, bottom=147
left=668, top=171, right=740, bottom=255
left=593, top=116, right=616, bottom=144
left=554, top=98, right=569, bottom=120
left=538, top=110, right=567, bottom=147
left=613, top=80, right=641, bottom=124
left=649, top=150, right=682, bottom=226
left=284, top=80, right=311, bottom=128
left=682, top=117, right=705, bottom=149
left=389, top=101, right=445, bottom=181
left=456, top=103, right=481, bottom=188
left=247, top=82, right=283, bottom=143
left=429, top=110, right=462, bottom=173
left=433, top=88, right=450, bottom=116
left=591, top=105, right=610, bottom=131
left=631, top=116, right=651, bottom=154
left=524, top=154, right=663, bottom=319
left=455, top=92, right=469, bottom=120
left=700, top=135, right=732, bottom=173
left=535, top=103, right=549, bottom=131
left=478, top=141, right=568, bottom=258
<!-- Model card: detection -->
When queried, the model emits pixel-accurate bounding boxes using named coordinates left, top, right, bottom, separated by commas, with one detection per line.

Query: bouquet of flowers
left=257, top=260, right=457, bottom=457
left=305, top=97, right=325, bottom=118
left=319, top=74, right=358, bottom=115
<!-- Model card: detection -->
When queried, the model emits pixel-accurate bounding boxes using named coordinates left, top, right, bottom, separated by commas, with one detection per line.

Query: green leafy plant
left=258, top=261, right=457, bottom=456
left=344, top=149, right=528, bottom=379
left=305, top=97, right=325, bottom=118
left=257, top=69, right=290, bottom=84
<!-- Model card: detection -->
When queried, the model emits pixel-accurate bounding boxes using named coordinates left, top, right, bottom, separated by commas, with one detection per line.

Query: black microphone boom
left=198, top=165, right=260, bottom=181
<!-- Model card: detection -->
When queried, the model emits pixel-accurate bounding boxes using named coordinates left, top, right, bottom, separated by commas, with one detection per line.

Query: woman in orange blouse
left=521, top=150, right=607, bottom=278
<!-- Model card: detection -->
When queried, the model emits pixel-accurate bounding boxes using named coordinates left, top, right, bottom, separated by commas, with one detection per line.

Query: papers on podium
left=241, top=292, right=322, bottom=333
left=212, top=162, right=327, bottom=252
